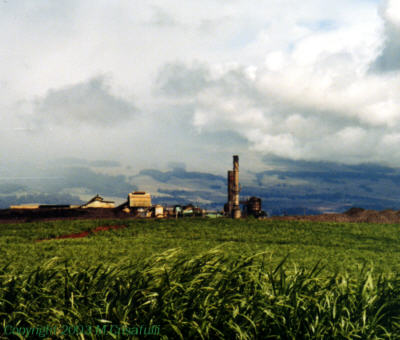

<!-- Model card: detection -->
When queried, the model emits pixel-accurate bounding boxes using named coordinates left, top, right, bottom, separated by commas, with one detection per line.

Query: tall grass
left=2, top=218, right=400, bottom=274
left=1, top=248, right=400, bottom=339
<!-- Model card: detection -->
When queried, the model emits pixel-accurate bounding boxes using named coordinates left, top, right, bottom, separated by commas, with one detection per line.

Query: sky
left=1, top=0, right=400, bottom=212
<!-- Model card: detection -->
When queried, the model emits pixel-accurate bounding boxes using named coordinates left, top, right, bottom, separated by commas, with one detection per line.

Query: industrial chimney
left=227, top=155, right=241, bottom=219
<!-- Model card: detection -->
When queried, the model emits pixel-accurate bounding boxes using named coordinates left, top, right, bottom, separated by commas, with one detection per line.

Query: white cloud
left=158, top=8, right=400, bottom=164
left=385, top=0, right=400, bottom=25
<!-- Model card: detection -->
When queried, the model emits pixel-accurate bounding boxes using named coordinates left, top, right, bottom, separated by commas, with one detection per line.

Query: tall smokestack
left=227, top=170, right=234, bottom=216
left=232, top=155, right=241, bottom=219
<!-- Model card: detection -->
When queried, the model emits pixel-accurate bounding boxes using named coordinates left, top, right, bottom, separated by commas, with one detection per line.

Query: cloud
left=259, top=156, right=400, bottom=185
left=90, top=160, right=121, bottom=168
left=1, top=0, right=398, bottom=180
left=44, top=166, right=137, bottom=197
left=148, top=6, right=177, bottom=27
left=51, top=158, right=121, bottom=168
left=0, top=183, right=27, bottom=194
left=0, top=161, right=137, bottom=202
left=138, top=168, right=225, bottom=186
left=35, top=76, right=137, bottom=127
left=156, top=62, right=211, bottom=96
left=167, top=162, right=186, bottom=171
left=370, top=0, right=400, bottom=72
left=155, top=43, right=400, bottom=164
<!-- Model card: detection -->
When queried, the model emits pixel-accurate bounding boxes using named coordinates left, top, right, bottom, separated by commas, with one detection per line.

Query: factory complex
left=8, top=156, right=266, bottom=219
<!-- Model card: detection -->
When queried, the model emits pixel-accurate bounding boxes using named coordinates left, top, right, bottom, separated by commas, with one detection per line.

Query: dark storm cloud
left=370, top=22, right=400, bottom=72
left=253, top=157, right=400, bottom=213
left=264, top=155, right=396, bottom=174
left=35, top=76, right=137, bottom=127
left=260, top=156, right=399, bottom=184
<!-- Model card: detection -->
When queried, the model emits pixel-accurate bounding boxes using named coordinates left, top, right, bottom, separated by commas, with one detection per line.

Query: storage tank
left=247, top=197, right=262, bottom=217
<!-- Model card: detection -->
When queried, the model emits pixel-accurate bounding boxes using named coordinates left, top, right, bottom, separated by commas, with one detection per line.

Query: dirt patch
left=36, top=225, right=126, bottom=242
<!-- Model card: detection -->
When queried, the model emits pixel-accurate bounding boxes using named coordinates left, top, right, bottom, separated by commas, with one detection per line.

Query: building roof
left=83, top=194, right=115, bottom=205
